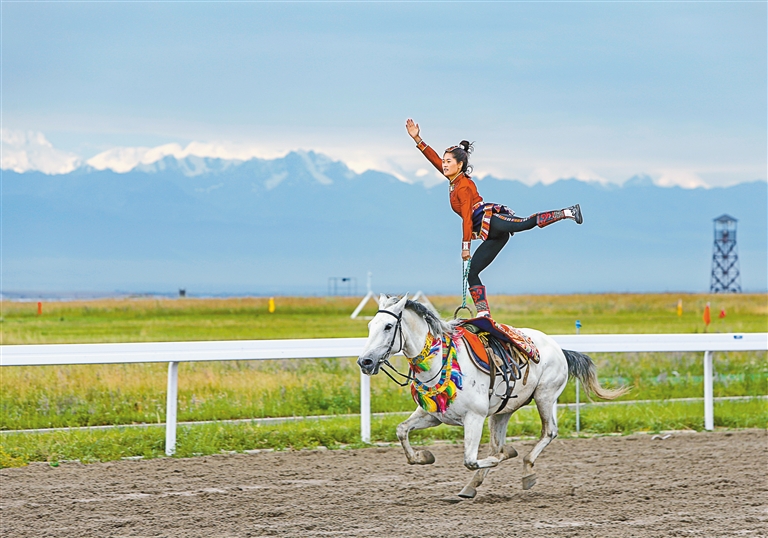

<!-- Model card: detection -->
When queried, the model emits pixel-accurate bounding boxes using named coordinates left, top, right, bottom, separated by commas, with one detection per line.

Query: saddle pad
left=459, top=329, right=492, bottom=374
left=458, top=317, right=540, bottom=364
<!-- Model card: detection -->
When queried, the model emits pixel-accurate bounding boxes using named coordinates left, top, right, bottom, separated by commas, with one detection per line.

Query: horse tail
left=562, top=349, right=630, bottom=400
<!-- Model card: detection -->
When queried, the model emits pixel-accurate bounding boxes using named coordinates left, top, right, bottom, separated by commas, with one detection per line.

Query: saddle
left=456, top=317, right=540, bottom=412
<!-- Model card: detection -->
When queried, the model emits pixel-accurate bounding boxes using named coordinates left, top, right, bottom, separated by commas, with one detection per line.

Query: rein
left=454, top=258, right=473, bottom=319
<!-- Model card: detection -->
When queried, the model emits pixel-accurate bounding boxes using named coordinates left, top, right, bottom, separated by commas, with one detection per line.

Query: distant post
left=37, top=302, right=42, bottom=315
left=703, top=302, right=711, bottom=332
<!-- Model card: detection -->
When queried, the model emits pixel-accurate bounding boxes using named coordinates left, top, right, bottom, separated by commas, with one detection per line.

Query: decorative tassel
left=410, top=335, right=463, bottom=413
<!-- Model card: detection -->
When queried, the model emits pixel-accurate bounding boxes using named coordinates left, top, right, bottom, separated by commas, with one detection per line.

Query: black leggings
left=467, top=214, right=537, bottom=287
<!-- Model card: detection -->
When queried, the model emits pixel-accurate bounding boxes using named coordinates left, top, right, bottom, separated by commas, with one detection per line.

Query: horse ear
left=395, top=294, right=408, bottom=310
left=378, top=293, right=387, bottom=307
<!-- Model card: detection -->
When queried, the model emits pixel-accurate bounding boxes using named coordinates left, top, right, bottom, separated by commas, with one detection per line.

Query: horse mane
left=382, top=296, right=455, bottom=337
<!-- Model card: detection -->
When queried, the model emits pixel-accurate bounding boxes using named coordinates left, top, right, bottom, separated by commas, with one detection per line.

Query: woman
left=406, top=118, right=582, bottom=317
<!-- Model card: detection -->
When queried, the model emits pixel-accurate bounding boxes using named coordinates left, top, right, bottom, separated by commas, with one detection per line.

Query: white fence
left=2, top=333, right=766, bottom=455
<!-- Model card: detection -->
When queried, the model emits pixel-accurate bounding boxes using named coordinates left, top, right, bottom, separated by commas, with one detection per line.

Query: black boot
left=536, top=204, right=583, bottom=228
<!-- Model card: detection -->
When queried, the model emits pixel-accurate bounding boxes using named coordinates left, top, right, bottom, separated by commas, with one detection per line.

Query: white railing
left=2, top=333, right=765, bottom=455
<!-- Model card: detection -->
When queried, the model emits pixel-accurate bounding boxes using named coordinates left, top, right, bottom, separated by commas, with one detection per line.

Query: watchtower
left=709, top=214, right=741, bottom=293
left=328, top=277, right=357, bottom=296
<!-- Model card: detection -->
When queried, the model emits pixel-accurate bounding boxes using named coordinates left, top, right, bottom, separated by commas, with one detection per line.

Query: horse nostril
left=361, top=358, right=373, bottom=368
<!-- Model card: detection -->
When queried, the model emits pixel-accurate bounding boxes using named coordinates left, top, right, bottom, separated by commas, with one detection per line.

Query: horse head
left=356, top=294, right=409, bottom=375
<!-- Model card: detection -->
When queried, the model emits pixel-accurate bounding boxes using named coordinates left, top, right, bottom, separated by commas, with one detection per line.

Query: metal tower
left=709, top=214, right=741, bottom=293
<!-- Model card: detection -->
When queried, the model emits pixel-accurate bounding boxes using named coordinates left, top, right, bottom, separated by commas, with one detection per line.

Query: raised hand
left=406, top=118, right=421, bottom=141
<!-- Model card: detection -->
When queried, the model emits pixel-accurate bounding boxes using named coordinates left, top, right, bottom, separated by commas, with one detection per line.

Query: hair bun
left=460, top=140, right=473, bottom=154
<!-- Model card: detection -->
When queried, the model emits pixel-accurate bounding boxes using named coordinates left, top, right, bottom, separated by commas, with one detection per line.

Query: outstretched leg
left=522, top=395, right=560, bottom=490
left=466, top=216, right=529, bottom=314
left=459, top=413, right=518, bottom=499
left=468, top=213, right=541, bottom=291
left=396, top=407, right=441, bottom=465
left=467, top=209, right=582, bottom=311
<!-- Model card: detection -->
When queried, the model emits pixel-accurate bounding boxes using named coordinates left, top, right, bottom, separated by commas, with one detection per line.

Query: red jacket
left=417, top=141, right=483, bottom=243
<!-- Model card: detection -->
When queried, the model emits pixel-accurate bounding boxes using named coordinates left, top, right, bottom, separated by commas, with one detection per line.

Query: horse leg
left=462, top=411, right=502, bottom=473
left=522, top=397, right=559, bottom=490
left=396, top=408, right=441, bottom=465
left=459, top=413, right=517, bottom=499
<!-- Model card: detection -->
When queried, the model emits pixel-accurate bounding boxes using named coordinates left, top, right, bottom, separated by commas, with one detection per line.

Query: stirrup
left=454, top=305, right=474, bottom=320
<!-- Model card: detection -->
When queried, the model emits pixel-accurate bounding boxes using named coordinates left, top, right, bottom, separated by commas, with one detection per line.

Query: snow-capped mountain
left=4, top=151, right=767, bottom=295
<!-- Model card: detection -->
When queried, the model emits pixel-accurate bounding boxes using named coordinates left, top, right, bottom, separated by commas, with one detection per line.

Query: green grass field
left=1, top=293, right=766, bottom=467
left=3, top=293, right=766, bottom=344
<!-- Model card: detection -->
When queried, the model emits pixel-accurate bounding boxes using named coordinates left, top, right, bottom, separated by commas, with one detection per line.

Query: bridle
left=373, top=308, right=411, bottom=386
left=375, top=309, right=404, bottom=359
left=374, top=308, right=443, bottom=388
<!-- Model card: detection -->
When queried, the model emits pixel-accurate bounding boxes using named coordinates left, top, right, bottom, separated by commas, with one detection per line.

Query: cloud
left=86, top=141, right=286, bottom=173
left=652, top=169, right=709, bottom=189
left=1, top=129, right=81, bottom=174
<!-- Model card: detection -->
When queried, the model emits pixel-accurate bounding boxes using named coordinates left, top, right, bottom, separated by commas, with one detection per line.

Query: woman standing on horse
left=406, top=118, right=583, bottom=318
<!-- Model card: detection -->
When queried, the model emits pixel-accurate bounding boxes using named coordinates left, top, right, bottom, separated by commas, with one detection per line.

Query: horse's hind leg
left=522, top=396, right=559, bottom=490
left=397, top=408, right=441, bottom=465
left=459, top=413, right=517, bottom=499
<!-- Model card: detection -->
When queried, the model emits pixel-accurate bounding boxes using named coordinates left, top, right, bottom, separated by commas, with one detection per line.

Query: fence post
left=575, top=379, right=580, bottom=434
left=166, top=361, right=179, bottom=455
left=575, top=320, right=581, bottom=434
left=360, top=371, right=371, bottom=443
left=703, top=351, right=714, bottom=431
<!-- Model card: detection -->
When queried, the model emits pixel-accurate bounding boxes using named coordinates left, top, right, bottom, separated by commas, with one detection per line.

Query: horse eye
left=384, top=323, right=393, bottom=331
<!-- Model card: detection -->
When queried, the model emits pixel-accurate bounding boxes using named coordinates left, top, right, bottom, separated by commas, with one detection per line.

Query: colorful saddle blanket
left=456, top=317, right=540, bottom=384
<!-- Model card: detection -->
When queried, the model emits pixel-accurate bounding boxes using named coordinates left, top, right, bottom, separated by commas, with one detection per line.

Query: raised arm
left=406, top=118, right=443, bottom=173
left=406, top=118, right=421, bottom=144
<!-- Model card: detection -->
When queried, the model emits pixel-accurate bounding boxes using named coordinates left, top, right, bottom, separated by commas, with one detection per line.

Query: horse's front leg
left=462, top=411, right=502, bottom=471
left=396, top=408, right=441, bottom=465
left=459, top=413, right=518, bottom=499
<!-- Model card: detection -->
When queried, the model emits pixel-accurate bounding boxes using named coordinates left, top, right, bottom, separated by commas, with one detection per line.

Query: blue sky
left=3, top=1, right=766, bottom=187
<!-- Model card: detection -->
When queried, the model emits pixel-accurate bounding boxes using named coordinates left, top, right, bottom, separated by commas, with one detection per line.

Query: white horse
left=357, top=295, right=628, bottom=499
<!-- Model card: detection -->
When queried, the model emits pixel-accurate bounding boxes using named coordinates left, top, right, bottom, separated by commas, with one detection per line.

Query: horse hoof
left=458, top=485, right=477, bottom=499
left=503, top=445, right=518, bottom=459
left=522, top=474, right=537, bottom=490
left=414, top=450, right=435, bottom=465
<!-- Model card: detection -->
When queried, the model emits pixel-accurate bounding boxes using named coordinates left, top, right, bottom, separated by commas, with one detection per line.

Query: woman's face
left=442, top=152, right=462, bottom=178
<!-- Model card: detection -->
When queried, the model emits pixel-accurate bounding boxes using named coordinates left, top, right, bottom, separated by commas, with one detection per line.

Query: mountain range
left=4, top=152, right=767, bottom=296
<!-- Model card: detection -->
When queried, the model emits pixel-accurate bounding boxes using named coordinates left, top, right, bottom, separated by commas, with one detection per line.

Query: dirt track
left=1, top=430, right=766, bottom=537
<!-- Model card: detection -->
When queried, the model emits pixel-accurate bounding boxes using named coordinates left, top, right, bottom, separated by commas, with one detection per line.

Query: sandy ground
left=1, top=430, right=766, bottom=538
